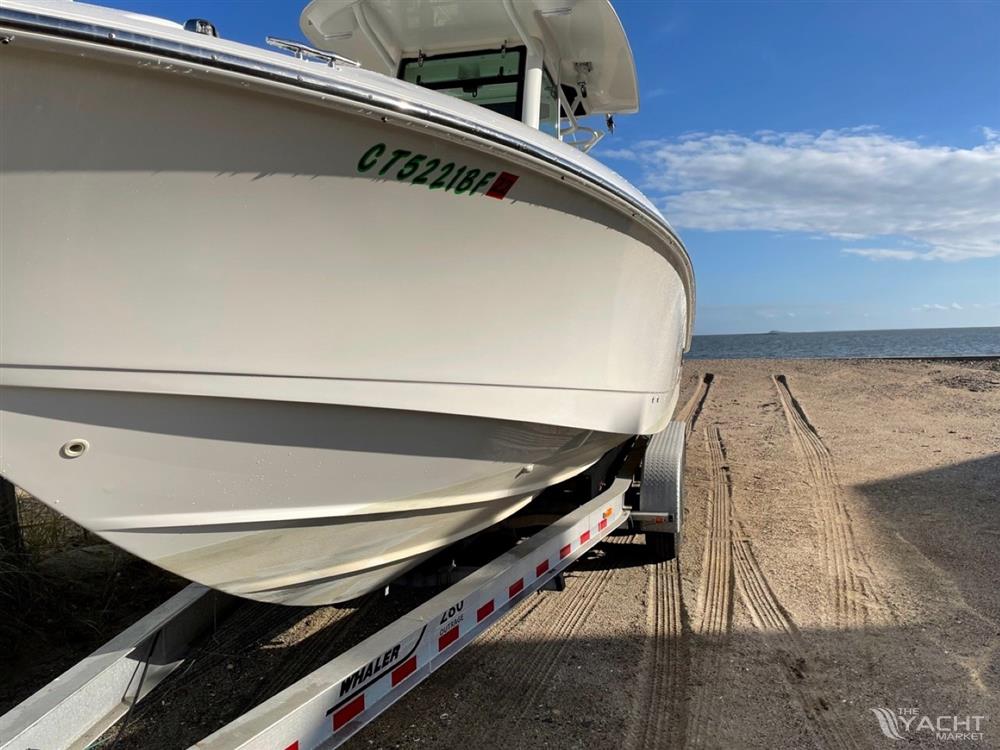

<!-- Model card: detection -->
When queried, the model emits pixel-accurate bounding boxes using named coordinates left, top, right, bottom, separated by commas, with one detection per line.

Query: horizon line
left=694, top=324, right=1000, bottom=337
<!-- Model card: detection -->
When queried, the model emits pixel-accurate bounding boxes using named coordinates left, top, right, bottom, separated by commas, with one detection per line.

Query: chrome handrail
left=265, top=36, right=360, bottom=68
left=564, top=126, right=604, bottom=154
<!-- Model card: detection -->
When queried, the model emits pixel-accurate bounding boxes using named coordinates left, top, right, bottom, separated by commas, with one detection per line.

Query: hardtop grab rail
left=264, top=36, right=360, bottom=68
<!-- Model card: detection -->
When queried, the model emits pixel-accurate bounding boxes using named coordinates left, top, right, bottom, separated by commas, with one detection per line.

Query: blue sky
left=100, top=0, right=1000, bottom=334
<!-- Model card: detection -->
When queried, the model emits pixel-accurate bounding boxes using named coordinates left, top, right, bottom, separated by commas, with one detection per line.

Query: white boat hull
left=1, top=387, right=623, bottom=605
left=0, top=4, right=692, bottom=604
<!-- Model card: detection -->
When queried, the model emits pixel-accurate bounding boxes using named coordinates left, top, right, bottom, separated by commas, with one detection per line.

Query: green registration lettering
left=446, top=165, right=466, bottom=191
left=413, top=158, right=440, bottom=185
left=469, top=171, right=497, bottom=196
left=379, top=149, right=411, bottom=176
left=430, top=163, right=454, bottom=190
left=453, top=168, right=481, bottom=195
left=358, top=143, right=515, bottom=200
left=357, top=143, right=386, bottom=173
left=397, top=153, right=427, bottom=181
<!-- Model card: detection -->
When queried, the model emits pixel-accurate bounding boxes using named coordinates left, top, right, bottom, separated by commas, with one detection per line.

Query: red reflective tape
left=580, top=530, right=591, bottom=544
left=485, top=171, right=519, bottom=199
left=284, top=743, right=299, bottom=750
left=599, top=518, right=608, bottom=531
left=392, top=655, right=417, bottom=686
left=477, top=599, right=495, bottom=622
left=508, top=578, right=524, bottom=598
left=438, top=625, right=459, bottom=651
left=332, top=694, right=365, bottom=731
left=560, top=544, right=571, bottom=559
left=536, top=559, right=549, bottom=577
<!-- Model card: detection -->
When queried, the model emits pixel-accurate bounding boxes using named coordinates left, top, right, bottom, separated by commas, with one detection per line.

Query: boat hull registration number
left=357, top=143, right=519, bottom=199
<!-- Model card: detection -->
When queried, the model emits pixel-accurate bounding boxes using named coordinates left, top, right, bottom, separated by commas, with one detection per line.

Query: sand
left=4, top=358, right=998, bottom=748
left=355, top=357, right=1000, bottom=749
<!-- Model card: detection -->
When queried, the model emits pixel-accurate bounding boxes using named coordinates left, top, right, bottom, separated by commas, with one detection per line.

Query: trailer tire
left=646, top=531, right=677, bottom=561
left=635, top=421, right=684, bottom=562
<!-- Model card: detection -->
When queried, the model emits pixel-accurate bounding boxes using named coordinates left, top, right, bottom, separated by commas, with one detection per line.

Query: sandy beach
left=350, top=357, right=999, bottom=749
left=4, top=357, right=998, bottom=748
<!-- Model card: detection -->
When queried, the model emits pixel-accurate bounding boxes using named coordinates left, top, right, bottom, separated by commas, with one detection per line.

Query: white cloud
left=607, top=128, right=1000, bottom=260
left=755, top=309, right=779, bottom=319
left=912, top=303, right=967, bottom=312
left=843, top=248, right=919, bottom=261
left=600, top=147, right=638, bottom=160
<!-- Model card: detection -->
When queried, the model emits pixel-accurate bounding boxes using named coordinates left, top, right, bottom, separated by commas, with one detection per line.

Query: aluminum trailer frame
left=0, top=585, right=238, bottom=750
left=197, top=477, right=631, bottom=750
left=1, top=422, right=686, bottom=750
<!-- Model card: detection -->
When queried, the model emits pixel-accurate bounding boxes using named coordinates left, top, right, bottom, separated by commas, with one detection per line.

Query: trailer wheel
left=646, top=531, right=677, bottom=561
left=634, top=422, right=684, bottom=562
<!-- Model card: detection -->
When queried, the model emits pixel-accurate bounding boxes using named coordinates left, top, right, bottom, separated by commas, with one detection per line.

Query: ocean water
left=687, top=327, right=1000, bottom=360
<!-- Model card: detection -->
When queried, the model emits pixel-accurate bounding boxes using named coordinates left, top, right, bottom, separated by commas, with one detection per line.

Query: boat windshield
left=398, top=47, right=525, bottom=120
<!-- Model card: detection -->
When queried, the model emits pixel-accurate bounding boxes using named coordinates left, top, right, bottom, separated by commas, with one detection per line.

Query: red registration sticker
left=486, top=171, right=520, bottom=199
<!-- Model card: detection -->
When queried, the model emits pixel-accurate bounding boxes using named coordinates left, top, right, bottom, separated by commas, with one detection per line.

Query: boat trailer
left=0, top=422, right=685, bottom=750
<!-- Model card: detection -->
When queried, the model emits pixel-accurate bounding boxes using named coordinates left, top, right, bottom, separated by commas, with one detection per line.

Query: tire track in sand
left=631, top=556, right=687, bottom=750
left=773, top=375, right=882, bottom=629
left=449, top=536, right=634, bottom=744
left=686, top=426, right=859, bottom=749
left=629, top=375, right=714, bottom=750
left=515, top=535, right=637, bottom=716
left=683, top=426, right=734, bottom=750
left=677, top=373, right=715, bottom=438
left=696, top=426, right=734, bottom=638
left=715, top=427, right=859, bottom=750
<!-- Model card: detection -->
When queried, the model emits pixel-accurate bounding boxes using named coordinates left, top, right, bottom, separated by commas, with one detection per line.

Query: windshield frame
left=397, top=45, right=528, bottom=122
